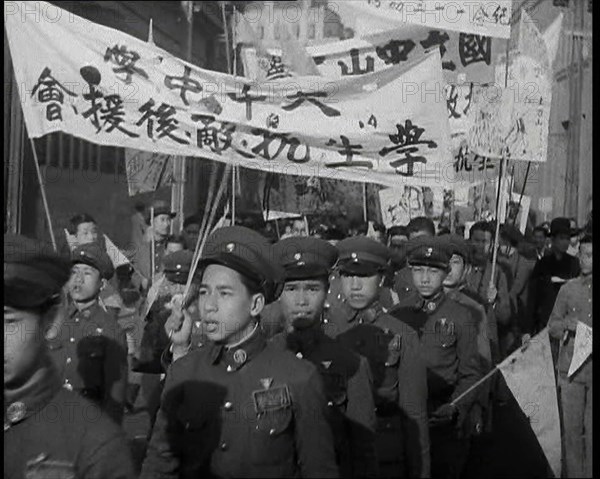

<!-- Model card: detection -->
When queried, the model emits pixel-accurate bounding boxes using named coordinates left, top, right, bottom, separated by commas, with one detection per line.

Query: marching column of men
left=4, top=211, right=592, bottom=478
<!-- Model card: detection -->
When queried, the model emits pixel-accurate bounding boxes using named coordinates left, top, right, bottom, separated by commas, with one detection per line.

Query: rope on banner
left=29, top=138, right=57, bottom=251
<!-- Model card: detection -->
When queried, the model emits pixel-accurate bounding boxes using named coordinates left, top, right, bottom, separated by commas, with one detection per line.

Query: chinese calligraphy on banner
left=6, top=1, right=458, bottom=189
left=337, top=1, right=512, bottom=39
left=124, top=149, right=176, bottom=196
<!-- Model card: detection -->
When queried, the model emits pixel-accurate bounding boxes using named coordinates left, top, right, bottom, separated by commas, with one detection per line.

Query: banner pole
left=231, top=164, right=236, bottom=225
left=29, top=138, right=57, bottom=251
left=489, top=152, right=506, bottom=290
left=221, top=1, right=232, bottom=74
left=513, top=161, right=531, bottom=227
left=362, top=183, right=368, bottom=222
left=150, top=206, right=155, bottom=283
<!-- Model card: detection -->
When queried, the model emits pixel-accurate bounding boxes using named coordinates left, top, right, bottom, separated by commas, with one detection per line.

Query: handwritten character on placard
left=325, top=135, right=372, bottom=169
left=375, top=39, right=416, bottom=65
left=265, top=55, right=292, bottom=80
left=226, top=84, right=267, bottom=121
left=104, top=45, right=149, bottom=84
left=458, top=34, right=492, bottom=67
left=476, top=154, right=494, bottom=172
left=282, top=91, right=341, bottom=117
left=454, top=144, right=473, bottom=172
left=337, top=48, right=375, bottom=76
left=136, top=99, right=189, bottom=144
left=446, top=85, right=462, bottom=119
left=420, top=30, right=456, bottom=71
left=98, top=95, right=139, bottom=137
left=378, top=120, right=437, bottom=176
left=80, top=66, right=105, bottom=131
left=164, top=65, right=203, bottom=106
left=191, top=113, right=235, bottom=154
left=30, top=67, right=77, bottom=122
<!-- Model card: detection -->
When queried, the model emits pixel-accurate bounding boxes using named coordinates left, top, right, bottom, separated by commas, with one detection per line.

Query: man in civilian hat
left=141, top=226, right=339, bottom=478
left=48, top=242, right=128, bottom=424
left=271, top=236, right=378, bottom=478
left=390, top=236, right=483, bottom=479
left=4, top=234, right=135, bottom=478
left=324, top=236, right=430, bottom=479
left=528, top=217, right=581, bottom=336
left=133, top=199, right=177, bottom=286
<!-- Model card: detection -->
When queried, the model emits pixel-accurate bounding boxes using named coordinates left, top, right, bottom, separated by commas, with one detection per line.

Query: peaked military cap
left=71, top=242, right=115, bottom=280
left=407, top=236, right=450, bottom=270
left=336, top=236, right=390, bottom=276
left=163, top=250, right=194, bottom=284
left=197, top=226, right=284, bottom=303
left=4, top=234, right=71, bottom=310
left=273, top=237, right=338, bottom=280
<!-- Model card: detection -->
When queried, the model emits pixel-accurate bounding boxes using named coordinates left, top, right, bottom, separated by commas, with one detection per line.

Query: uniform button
left=224, top=401, right=233, bottom=411
left=66, top=357, right=72, bottom=364
left=269, top=428, right=276, bottom=436
left=327, top=401, right=333, bottom=407
left=226, top=365, right=234, bottom=372
left=220, top=442, right=228, bottom=451
left=75, top=318, right=80, bottom=323
left=70, top=338, right=75, bottom=343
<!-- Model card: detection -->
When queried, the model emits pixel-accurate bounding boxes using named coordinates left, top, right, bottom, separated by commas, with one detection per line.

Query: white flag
left=568, top=321, right=593, bottom=377
left=497, top=328, right=561, bottom=478
left=104, top=234, right=132, bottom=268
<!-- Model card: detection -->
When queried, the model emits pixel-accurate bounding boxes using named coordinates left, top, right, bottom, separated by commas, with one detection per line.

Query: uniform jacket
left=270, top=326, right=378, bottom=478
left=133, top=237, right=167, bottom=283
left=528, top=251, right=581, bottom=334
left=325, top=300, right=431, bottom=479
left=141, top=326, right=339, bottom=479
left=47, top=300, right=128, bottom=424
left=465, top=260, right=511, bottom=329
left=391, top=292, right=484, bottom=423
left=548, top=275, right=592, bottom=384
left=4, top=361, right=135, bottom=479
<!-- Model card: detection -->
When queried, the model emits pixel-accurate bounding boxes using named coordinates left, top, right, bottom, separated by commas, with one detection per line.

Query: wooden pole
left=29, top=138, right=57, bottom=251
left=362, top=183, right=368, bottom=222
left=150, top=206, right=155, bottom=282
left=513, top=161, right=531, bottom=227
left=221, top=1, right=232, bottom=74
left=231, top=164, right=236, bottom=225
left=489, top=153, right=506, bottom=289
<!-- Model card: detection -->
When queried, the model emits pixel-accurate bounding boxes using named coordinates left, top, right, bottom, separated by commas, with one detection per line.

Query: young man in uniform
left=271, top=236, right=378, bottom=478
left=182, top=213, right=201, bottom=251
left=390, top=236, right=483, bottom=479
left=324, top=236, right=430, bottom=479
left=134, top=199, right=176, bottom=284
left=48, top=242, right=128, bottom=424
left=548, top=234, right=593, bottom=478
left=4, top=234, right=135, bottom=478
left=141, top=226, right=339, bottom=478
left=532, top=226, right=550, bottom=260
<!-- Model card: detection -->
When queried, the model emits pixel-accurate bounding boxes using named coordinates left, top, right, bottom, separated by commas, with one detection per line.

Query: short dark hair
left=69, top=213, right=96, bottom=234
left=388, top=225, right=408, bottom=239
left=407, top=217, right=435, bottom=237
left=580, top=234, right=593, bottom=245
left=470, top=221, right=492, bottom=238
left=533, top=226, right=548, bottom=237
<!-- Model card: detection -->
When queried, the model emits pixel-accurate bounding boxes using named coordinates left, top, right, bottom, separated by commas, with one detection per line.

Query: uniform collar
left=4, top=359, right=62, bottom=428
left=349, top=300, right=384, bottom=325
left=580, top=274, right=593, bottom=286
left=210, top=323, right=266, bottom=371
left=68, top=298, right=102, bottom=318
left=415, top=291, right=446, bottom=314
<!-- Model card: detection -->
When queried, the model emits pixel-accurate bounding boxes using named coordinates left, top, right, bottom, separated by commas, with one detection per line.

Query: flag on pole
left=542, top=13, right=564, bottom=68
left=104, top=234, right=132, bottom=268
left=497, top=328, right=561, bottom=477
left=568, top=321, right=593, bottom=377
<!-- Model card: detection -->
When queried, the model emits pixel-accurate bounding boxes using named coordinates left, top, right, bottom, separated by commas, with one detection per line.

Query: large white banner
left=336, top=1, right=512, bottom=39
left=6, top=1, right=460, bottom=189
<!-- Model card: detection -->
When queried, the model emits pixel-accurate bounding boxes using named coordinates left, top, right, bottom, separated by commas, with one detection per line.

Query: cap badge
left=296, top=352, right=303, bottom=359
left=226, top=243, right=235, bottom=252
left=427, top=302, right=436, bottom=312
left=260, top=378, right=273, bottom=389
left=233, top=349, right=247, bottom=365
left=351, top=252, right=357, bottom=259
left=294, top=253, right=302, bottom=260
left=7, top=402, right=26, bottom=424
left=176, top=264, right=182, bottom=269
left=321, top=361, right=332, bottom=369
left=425, top=247, right=433, bottom=257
